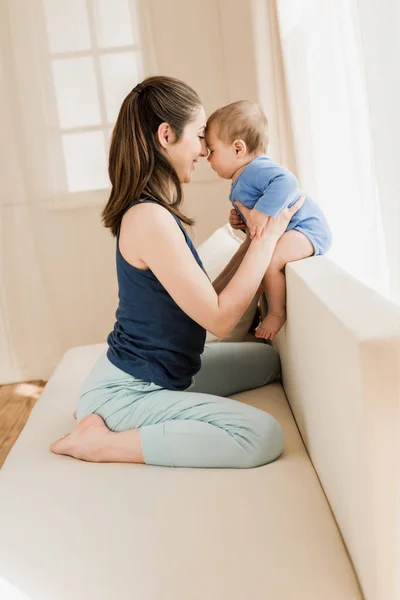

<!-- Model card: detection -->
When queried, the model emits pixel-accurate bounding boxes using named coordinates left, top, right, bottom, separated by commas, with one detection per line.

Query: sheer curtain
left=0, top=0, right=146, bottom=383
left=250, top=0, right=296, bottom=174
left=269, top=1, right=400, bottom=597
left=273, top=0, right=399, bottom=304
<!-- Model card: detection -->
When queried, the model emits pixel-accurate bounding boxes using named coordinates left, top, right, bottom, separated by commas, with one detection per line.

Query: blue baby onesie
left=229, top=155, right=332, bottom=255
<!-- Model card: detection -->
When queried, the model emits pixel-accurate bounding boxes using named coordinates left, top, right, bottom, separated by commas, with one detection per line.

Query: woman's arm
left=120, top=200, right=303, bottom=338
left=212, top=238, right=250, bottom=295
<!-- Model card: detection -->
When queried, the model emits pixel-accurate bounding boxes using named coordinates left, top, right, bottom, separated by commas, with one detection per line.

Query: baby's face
left=205, top=125, right=237, bottom=179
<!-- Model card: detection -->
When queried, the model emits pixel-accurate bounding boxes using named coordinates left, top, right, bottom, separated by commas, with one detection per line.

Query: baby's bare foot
left=73, top=409, right=77, bottom=420
left=50, top=414, right=111, bottom=462
left=255, top=312, right=286, bottom=341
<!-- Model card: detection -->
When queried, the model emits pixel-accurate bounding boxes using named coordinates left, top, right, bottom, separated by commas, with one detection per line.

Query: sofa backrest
left=276, top=257, right=400, bottom=600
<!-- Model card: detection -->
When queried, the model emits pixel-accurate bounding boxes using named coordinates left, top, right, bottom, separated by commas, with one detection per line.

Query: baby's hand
left=229, top=208, right=245, bottom=231
left=246, top=207, right=270, bottom=239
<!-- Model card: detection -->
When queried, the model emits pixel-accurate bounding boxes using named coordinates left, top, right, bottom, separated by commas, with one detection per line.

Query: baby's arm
left=254, top=170, right=299, bottom=218
left=246, top=167, right=300, bottom=240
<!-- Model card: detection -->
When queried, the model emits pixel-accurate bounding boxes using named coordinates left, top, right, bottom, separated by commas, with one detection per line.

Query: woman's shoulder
left=119, top=201, right=185, bottom=270
left=120, top=201, right=187, bottom=257
left=122, top=200, right=178, bottom=233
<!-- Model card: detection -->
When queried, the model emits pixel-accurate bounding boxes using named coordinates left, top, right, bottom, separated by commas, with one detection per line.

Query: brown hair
left=102, top=76, right=202, bottom=236
left=207, top=100, right=268, bottom=154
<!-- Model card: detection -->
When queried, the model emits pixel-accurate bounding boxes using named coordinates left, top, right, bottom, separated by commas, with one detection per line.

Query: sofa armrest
left=275, top=256, right=400, bottom=600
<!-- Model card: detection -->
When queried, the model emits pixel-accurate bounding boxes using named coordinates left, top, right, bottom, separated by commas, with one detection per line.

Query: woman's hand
left=229, top=208, right=245, bottom=231
left=234, top=196, right=306, bottom=243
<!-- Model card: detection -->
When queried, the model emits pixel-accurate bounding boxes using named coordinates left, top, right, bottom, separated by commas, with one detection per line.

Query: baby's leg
left=256, top=230, right=314, bottom=340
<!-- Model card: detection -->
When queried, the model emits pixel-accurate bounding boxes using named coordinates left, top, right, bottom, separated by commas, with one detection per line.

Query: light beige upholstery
left=274, top=257, right=400, bottom=600
left=0, top=255, right=398, bottom=600
left=0, top=343, right=362, bottom=600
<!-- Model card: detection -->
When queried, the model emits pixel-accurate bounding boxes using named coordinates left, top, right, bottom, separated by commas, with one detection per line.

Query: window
left=43, top=0, right=143, bottom=198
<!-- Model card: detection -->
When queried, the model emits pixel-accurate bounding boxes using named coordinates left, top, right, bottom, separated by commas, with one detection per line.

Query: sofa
left=0, top=226, right=399, bottom=600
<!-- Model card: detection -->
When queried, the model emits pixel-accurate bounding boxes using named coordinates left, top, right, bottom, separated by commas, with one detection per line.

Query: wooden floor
left=0, top=380, right=46, bottom=468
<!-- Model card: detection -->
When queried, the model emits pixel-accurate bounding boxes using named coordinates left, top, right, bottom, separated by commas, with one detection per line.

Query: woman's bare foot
left=50, top=414, right=112, bottom=462
left=255, top=311, right=286, bottom=341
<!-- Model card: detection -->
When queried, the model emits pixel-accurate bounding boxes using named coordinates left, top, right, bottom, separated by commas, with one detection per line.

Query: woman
left=50, top=76, right=304, bottom=468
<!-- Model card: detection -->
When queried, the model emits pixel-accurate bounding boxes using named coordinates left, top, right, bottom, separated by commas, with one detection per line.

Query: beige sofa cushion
left=275, top=256, right=400, bottom=600
left=197, top=224, right=259, bottom=342
left=0, top=343, right=362, bottom=600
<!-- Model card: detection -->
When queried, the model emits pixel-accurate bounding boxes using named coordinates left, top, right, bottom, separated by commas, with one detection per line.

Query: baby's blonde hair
left=207, top=100, right=268, bottom=154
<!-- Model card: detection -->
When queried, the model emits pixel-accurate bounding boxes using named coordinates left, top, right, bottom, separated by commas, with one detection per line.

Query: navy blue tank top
left=107, top=200, right=207, bottom=390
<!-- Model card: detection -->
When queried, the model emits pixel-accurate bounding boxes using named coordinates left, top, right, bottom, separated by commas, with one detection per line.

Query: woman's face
left=164, top=106, right=208, bottom=184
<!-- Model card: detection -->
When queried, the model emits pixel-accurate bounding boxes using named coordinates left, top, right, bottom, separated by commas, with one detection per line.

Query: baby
left=206, top=101, right=332, bottom=340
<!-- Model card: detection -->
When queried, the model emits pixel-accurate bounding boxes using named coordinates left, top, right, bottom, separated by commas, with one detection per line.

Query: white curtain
left=250, top=0, right=297, bottom=174
left=273, top=0, right=399, bottom=304
left=0, top=0, right=146, bottom=383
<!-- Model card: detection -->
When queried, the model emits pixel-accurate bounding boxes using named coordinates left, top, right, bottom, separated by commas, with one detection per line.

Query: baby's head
left=206, top=100, right=268, bottom=179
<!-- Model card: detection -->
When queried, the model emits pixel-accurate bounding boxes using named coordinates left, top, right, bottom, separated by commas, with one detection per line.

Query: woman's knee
left=254, top=344, right=281, bottom=385
left=242, top=413, right=285, bottom=468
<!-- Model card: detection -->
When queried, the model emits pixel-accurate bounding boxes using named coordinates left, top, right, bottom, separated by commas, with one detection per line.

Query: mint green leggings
left=77, top=342, right=284, bottom=469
